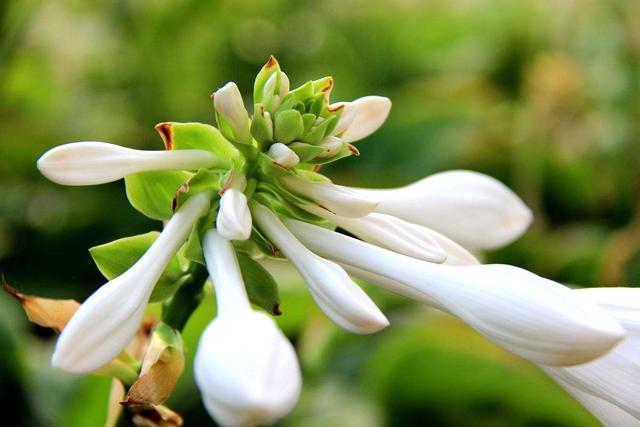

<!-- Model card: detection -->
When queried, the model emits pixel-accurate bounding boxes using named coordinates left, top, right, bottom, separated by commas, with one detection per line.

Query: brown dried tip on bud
left=128, top=404, right=183, bottom=427
left=265, top=55, right=279, bottom=69
left=154, top=123, right=174, bottom=150
left=311, top=164, right=322, bottom=173
left=272, top=303, right=283, bottom=316
left=327, top=103, right=345, bottom=114
left=3, top=279, right=79, bottom=332
left=347, top=144, right=361, bottom=156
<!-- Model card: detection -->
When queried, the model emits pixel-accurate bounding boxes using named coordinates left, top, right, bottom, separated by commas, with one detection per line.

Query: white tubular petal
left=335, top=96, right=391, bottom=143
left=420, top=226, right=480, bottom=266
left=267, top=143, right=300, bottom=169
left=217, top=190, right=252, bottom=241
left=285, top=219, right=624, bottom=366
left=195, top=311, right=301, bottom=427
left=213, top=82, right=252, bottom=143
left=352, top=170, right=533, bottom=250
left=301, top=205, right=447, bottom=263
left=544, top=288, right=640, bottom=421
left=51, top=192, right=210, bottom=373
left=251, top=202, right=388, bottom=334
left=280, top=175, right=378, bottom=218
left=37, top=142, right=219, bottom=186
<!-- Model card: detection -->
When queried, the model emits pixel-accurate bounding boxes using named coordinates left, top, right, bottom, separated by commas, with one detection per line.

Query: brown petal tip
left=155, top=123, right=174, bottom=150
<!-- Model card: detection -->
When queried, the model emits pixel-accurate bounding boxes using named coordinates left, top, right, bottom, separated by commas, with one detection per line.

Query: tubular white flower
left=51, top=192, right=211, bottom=373
left=300, top=204, right=447, bottom=263
left=37, top=142, right=220, bottom=186
left=330, top=96, right=391, bottom=143
left=217, top=189, right=252, bottom=241
left=267, top=143, right=300, bottom=169
left=352, top=170, right=533, bottom=250
left=196, top=230, right=301, bottom=427
left=557, top=383, right=639, bottom=427
left=543, top=288, right=640, bottom=422
left=284, top=219, right=625, bottom=366
left=213, top=82, right=252, bottom=143
left=280, top=174, right=378, bottom=218
left=251, top=202, right=389, bottom=334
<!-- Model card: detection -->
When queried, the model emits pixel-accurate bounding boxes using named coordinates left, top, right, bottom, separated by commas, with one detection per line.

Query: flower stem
left=162, top=263, right=209, bottom=331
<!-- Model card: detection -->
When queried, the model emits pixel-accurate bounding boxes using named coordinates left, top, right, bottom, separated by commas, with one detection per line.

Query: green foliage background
left=1, top=0, right=639, bottom=425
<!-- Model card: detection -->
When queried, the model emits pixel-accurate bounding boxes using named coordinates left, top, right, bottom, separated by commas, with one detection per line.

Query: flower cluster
left=36, top=57, right=639, bottom=426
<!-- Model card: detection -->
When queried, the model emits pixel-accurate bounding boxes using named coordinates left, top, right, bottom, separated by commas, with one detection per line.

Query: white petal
left=544, top=287, right=640, bottom=420
left=280, top=174, right=378, bottom=218
left=195, top=311, right=301, bottom=427
left=51, top=192, right=210, bottom=373
left=251, top=202, right=389, bottom=334
left=315, top=136, right=344, bottom=159
left=352, top=170, right=533, bottom=250
left=267, top=143, right=300, bottom=169
left=217, top=190, right=252, bottom=241
left=301, top=205, right=447, bottom=263
left=213, top=82, right=252, bottom=143
left=37, top=142, right=219, bottom=186
left=335, top=96, right=391, bottom=143
left=285, top=219, right=624, bottom=366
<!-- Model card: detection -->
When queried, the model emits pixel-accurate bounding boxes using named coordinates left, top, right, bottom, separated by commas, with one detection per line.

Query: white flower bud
left=280, top=175, right=378, bottom=218
left=251, top=202, right=389, bottom=334
left=285, top=219, right=625, bottom=366
left=213, top=82, right=252, bottom=143
left=267, top=143, right=300, bottom=169
left=37, top=142, right=219, bottom=186
left=330, top=96, right=391, bottom=143
left=217, top=189, right=252, bottom=241
left=51, top=192, right=210, bottom=373
left=315, top=136, right=344, bottom=159
left=351, top=170, right=533, bottom=250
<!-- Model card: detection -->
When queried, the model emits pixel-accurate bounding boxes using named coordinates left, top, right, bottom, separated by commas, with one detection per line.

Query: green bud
left=250, top=104, right=274, bottom=144
left=254, top=55, right=281, bottom=104
left=274, top=109, right=304, bottom=144
left=288, top=142, right=326, bottom=162
left=300, top=115, right=337, bottom=144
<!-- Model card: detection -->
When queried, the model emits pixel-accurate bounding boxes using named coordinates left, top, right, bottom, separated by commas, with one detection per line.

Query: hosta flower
left=35, top=56, right=630, bottom=425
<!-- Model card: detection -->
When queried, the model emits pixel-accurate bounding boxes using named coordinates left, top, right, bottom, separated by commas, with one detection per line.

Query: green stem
left=162, top=263, right=209, bottom=331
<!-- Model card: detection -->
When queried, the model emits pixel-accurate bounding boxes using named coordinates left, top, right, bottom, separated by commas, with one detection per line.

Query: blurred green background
left=1, top=0, right=639, bottom=425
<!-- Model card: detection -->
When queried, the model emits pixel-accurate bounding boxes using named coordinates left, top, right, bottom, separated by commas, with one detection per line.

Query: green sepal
left=181, top=202, right=218, bottom=265
left=312, top=76, right=333, bottom=96
left=250, top=104, right=274, bottom=145
left=89, top=232, right=189, bottom=302
left=293, top=168, right=332, bottom=183
left=233, top=140, right=259, bottom=162
left=301, top=113, right=317, bottom=134
left=258, top=152, right=294, bottom=177
left=288, top=142, right=326, bottom=162
left=174, top=169, right=221, bottom=208
left=300, top=115, right=337, bottom=144
left=254, top=56, right=281, bottom=105
left=307, top=93, right=327, bottom=117
left=125, top=170, right=192, bottom=221
left=284, top=81, right=314, bottom=104
left=308, top=142, right=356, bottom=165
left=274, top=109, right=304, bottom=144
left=253, top=189, right=324, bottom=224
left=236, top=252, right=281, bottom=315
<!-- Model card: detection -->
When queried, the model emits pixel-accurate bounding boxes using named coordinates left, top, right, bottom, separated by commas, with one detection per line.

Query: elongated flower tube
left=352, top=170, right=533, bottom=250
left=284, top=219, right=624, bottom=366
left=330, top=96, right=392, bottom=143
left=251, top=202, right=389, bottom=334
left=195, top=230, right=301, bottom=427
left=52, top=192, right=211, bottom=373
left=213, top=82, right=252, bottom=144
left=280, top=175, right=378, bottom=218
left=543, top=288, right=640, bottom=422
left=37, top=141, right=221, bottom=186
left=217, top=189, right=252, bottom=241
left=300, top=204, right=447, bottom=263
left=557, top=383, right=639, bottom=427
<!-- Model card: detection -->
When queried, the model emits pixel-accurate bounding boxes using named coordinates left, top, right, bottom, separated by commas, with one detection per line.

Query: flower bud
left=330, top=96, right=391, bottom=143
left=250, top=105, right=274, bottom=144
left=280, top=175, right=378, bottom=218
left=315, top=136, right=344, bottom=159
left=213, top=82, right=252, bottom=144
left=352, top=170, right=533, bottom=250
left=217, top=189, right=252, bottom=241
left=273, top=110, right=304, bottom=144
left=37, top=142, right=219, bottom=186
left=267, top=143, right=300, bottom=169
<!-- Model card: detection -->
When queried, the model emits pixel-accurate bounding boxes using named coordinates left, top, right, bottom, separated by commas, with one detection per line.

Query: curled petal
left=267, top=143, right=300, bottom=169
left=331, top=96, right=391, bottom=143
left=217, top=190, right=252, bottom=241
left=285, top=219, right=624, bottom=366
left=251, top=202, right=388, bottom=334
left=352, top=170, right=533, bottom=250
left=280, top=174, right=378, bottom=218
left=52, top=193, right=211, bottom=373
left=37, top=142, right=219, bottom=186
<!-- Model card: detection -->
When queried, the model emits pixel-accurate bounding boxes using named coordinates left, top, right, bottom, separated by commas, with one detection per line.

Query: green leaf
left=237, top=252, right=281, bottom=315
left=125, top=170, right=191, bottom=220
left=89, top=232, right=188, bottom=302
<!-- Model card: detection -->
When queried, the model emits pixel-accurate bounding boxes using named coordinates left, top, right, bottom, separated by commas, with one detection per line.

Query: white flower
left=543, top=288, right=640, bottom=423
left=51, top=192, right=211, bottom=373
left=267, top=143, right=300, bottom=169
left=213, top=82, right=252, bottom=143
left=284, top=219, right=625, bottom=366
left=330, top=96, right=392, bottom=143
left=251, top=202, right=389, bottom=334
left=195, top=230, right=301, bottom=427
left=351, top=170, right=533, bottom=250
left=280, top=174, right=378, bottom=218
left=217, top=189, right=252, bottom=241
left=37, top=141, right=220, bottom=186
